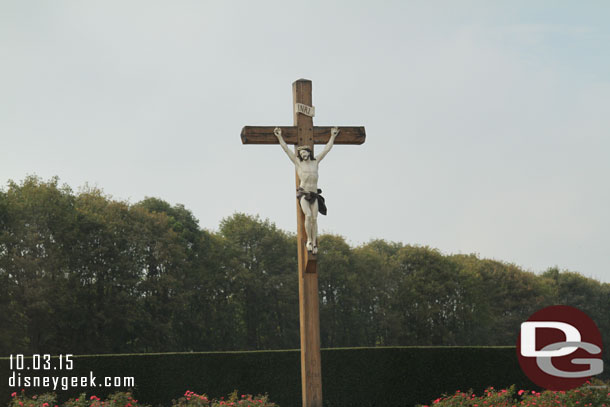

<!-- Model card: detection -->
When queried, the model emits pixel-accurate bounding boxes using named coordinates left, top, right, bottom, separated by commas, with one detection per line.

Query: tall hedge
left=1, top=347, right=534, bottom=407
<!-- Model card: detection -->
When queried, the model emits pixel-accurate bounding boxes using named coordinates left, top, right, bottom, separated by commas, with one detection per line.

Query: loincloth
left=296, top=187, right=327, bottom=215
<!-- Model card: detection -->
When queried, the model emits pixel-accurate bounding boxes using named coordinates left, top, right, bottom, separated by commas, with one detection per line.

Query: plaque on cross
left=240, top=79, right=366, bottom=407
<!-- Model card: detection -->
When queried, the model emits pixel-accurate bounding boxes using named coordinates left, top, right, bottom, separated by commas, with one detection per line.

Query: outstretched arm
left=315, top=127, right=339, bottom=162
left=274, top=127, right=298, bottom=165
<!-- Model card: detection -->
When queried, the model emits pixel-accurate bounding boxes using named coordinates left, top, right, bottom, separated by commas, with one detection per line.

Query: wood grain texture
left=241, top=79, right=365, bottom=407
left=293, top=79, right=323, bottom=407
left=305, top=252, right=317, bottom=273
left=241, top=126, right=365, bottom=145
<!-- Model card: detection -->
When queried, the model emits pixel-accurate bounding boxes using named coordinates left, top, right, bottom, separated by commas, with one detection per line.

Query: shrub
left=418, top=379, right=610, bottom=407
left=8, top=391, right=277, bottom=407
left=8, top=390, right=57, bottom=407
left=172, top=390, right=277, bottom=407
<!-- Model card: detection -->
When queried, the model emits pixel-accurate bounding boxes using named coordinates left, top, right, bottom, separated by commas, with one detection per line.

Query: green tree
left=218, top=213, right=298, bottom=350
left=0, top=176, right=77, bottom=353
left=1, top=176, right=608, bottom=357
left=317, top=234, right=354, bottom=347
left=543, top=267, right=610, bottom=368
left=135, top=197, right=221, bottom=351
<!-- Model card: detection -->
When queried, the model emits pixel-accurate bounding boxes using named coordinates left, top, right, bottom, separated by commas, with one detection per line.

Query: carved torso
left=296, top=159, right=319, bottom=192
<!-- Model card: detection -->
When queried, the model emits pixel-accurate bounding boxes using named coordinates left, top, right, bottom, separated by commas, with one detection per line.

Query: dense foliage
left=419, top=380, right=610, bottom=407
left=6, top=381, right=610, bottom=407
left=0, top=347, right=530, bottom=407
left=1, top=176, right=609, bottom=362
left=8, top=390, right=278, bottom=407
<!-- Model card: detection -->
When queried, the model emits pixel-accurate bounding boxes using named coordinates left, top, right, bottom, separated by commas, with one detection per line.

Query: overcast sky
left=1, top=1, right=609, bottom=283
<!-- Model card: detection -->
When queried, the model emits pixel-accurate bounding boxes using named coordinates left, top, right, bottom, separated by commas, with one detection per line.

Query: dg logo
left=517, top=305, right=604, bottom=390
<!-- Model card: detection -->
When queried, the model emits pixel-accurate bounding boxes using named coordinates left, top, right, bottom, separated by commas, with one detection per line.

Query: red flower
left=11, top=393, right=17, bottom=397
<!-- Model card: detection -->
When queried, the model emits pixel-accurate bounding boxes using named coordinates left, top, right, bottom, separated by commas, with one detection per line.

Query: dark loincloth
left=296, top=187, right=327, bottom=215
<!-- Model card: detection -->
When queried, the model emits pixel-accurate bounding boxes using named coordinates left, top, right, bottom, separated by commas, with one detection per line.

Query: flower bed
left=8, top=380, right=609, bottom=407
left=8, top=391, right=277, bottom=407
left=419, top=380, right=610, bottom=407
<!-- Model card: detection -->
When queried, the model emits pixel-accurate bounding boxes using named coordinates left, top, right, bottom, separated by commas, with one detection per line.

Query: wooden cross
left=240, top=79, right=365, bottom=407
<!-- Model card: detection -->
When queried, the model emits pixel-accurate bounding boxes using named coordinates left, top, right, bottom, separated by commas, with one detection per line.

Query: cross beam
left=241, top=126, right=365, bottom=145
left=240, top=79, right=365, bottom=407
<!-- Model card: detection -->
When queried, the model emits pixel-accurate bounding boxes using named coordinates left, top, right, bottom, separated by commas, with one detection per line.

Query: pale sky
left=1, top=1, right=609, bottom=283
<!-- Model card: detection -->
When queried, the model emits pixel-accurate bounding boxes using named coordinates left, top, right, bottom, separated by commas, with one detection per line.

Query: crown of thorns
left=297, top=146, right=312, bottom=151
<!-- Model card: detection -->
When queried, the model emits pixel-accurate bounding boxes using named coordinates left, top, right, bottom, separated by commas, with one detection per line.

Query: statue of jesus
left=274, top=126, right=339, bottom=254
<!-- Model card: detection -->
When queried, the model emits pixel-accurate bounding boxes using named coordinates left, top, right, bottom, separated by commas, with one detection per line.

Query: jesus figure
left=274, top=126, right=339, bottom=254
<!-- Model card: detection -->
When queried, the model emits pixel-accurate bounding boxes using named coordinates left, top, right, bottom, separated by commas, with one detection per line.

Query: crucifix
left=240, top=79, right=365, bottom=407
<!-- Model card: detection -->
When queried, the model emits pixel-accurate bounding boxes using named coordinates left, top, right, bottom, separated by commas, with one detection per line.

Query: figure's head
left=297, top=146, right=315, bottom=161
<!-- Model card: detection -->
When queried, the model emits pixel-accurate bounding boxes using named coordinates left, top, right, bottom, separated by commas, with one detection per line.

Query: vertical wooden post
left=293, top=79, right=323, bottom=407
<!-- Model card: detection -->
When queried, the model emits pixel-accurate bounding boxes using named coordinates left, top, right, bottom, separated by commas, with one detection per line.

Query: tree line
left=1, top=176, right=608, bottom=363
